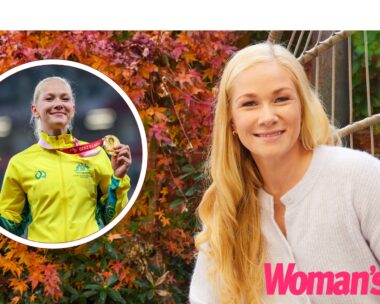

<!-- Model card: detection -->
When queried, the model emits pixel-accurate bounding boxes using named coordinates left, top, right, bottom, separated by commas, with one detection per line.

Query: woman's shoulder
left=317, top=145, right=379, bottom=164
left=316, top=145, right=380, bottom=177
left=9, top=144, right=41, bottom=164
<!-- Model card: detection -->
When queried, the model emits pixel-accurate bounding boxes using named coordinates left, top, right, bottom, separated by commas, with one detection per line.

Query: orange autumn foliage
left=0, top=30, right=250, bottom=303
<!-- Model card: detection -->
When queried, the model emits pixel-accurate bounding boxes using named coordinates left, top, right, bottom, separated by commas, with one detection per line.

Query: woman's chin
left=43, top=123, right=69, bottom=135
left=47, top=119, right=69, bottom=128
left=250, top=147, right=288, bottom=162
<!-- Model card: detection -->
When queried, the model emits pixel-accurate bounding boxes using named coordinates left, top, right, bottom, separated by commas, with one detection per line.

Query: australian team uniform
left=0, top=131, right=130, bottom=243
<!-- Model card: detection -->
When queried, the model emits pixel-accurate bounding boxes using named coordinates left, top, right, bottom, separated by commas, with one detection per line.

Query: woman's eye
left=275, top=96, right=289, bottom=103
left=242, top=101, right=257, bottom=107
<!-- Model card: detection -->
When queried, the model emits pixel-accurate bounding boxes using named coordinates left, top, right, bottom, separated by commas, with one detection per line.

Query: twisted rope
left=267, top=31, right=283, bottom=44
left=338, top=114, right=380, bottom=138
left=298, top=31, right=354, bottom=65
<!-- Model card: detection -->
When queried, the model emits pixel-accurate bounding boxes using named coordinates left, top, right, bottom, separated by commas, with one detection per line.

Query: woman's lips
left=50, top=112, right=66, bottom=115
left=254, top=130, right=285, bottom=137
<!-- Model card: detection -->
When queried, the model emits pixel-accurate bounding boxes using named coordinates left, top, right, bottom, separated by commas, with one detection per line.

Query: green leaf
left=147, top=289, right=154, bottom=299
left=87, top=242, right=101, bottom=254
left=193, top=172, right=205, bottom=181
left=185, top=187, right=196, bottom=196
left=181, top=164, right=194, bottom=173
left=76, top=254, right=91, bottom=262
left=62, top=270, right=72, bottom=281
left=113, top=31, right=133, bottom=42
left=133, top=280, right=146, bottom=288
left=105, top=242, right=118, bottom=259
left=94, top=272, right=105, bottom=282
left=170, top=198, right=185, bottom=209
left=106, top=274, right=119, bottom=287
left=81, top=290, right=98, bottom=298
left=64, top=285, right=78, bottom=296
left=137, top=292, right=147, bottom=302
left=83, top=284, right=103, bottom=291
left=179, top=171, right=194, bottom=179
left=107, top=289, right=127, bottom=304
left=95, top=291, right=107, bottom=304
left=70, top=294, right=80, bottom=302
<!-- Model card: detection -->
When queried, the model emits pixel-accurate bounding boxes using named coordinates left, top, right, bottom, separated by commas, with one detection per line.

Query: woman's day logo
left=265, top=263, right=380, bottom=295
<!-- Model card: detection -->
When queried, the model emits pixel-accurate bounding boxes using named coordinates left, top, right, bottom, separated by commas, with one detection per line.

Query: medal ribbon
left=38, top=137, right=104, bottom=157
left=60, top=138, right=104, bottom=154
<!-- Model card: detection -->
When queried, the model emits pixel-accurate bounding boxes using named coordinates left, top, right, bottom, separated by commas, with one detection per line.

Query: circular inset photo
left=0, top=60, right=147, bottom=249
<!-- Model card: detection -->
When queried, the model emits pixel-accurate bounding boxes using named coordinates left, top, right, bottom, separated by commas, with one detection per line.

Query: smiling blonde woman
left=190, top=43, right=380, bottom=303
left=0, top=77, right=132, bottom=243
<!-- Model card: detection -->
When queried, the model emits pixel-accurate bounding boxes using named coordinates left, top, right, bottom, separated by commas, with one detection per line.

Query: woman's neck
left=42, top=127, right=68, bottom=137
left=255, top=144, right=313, bottom=199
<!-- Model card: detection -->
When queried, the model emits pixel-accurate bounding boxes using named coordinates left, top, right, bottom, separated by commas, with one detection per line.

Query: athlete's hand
left=111, top=144, right=132, bottom=178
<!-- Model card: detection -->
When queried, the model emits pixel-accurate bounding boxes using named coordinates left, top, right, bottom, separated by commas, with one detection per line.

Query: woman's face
left=31, top=79, right=75, bottom=135
left=230, top=61, right=303, bottom=163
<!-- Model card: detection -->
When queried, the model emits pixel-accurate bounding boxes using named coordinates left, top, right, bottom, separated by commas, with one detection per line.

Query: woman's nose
left=258, top=104, right=279, bottom=126
left=53, top=99, right=64, bottom=108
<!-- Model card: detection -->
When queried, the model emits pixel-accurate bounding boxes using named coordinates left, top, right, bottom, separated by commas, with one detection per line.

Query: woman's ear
left=31, top=104, right=40, bottom=118
left=230, top=119, right=236, bottom=134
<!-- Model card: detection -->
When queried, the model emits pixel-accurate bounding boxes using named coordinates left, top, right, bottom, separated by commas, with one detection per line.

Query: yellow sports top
left=0, top=131, right=130, bottom=243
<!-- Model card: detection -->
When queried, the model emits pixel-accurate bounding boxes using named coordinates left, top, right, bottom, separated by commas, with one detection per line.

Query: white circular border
left=0, top=59, right=148, bottom=249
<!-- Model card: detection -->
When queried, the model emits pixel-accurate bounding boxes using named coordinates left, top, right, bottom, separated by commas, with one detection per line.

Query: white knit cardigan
left=190, top=145, right=380, bottom=304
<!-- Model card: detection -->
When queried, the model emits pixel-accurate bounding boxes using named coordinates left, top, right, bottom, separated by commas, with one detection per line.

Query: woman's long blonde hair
left=195, top=43, right=339, bottom=303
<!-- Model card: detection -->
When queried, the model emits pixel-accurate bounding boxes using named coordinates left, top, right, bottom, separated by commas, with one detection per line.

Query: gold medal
left=103, top=135, right=120, bottom=156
